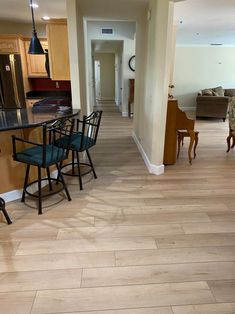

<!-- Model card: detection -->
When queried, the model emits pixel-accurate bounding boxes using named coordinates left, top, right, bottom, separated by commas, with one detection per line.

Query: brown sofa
left=196, top=87, right=235, bottom=121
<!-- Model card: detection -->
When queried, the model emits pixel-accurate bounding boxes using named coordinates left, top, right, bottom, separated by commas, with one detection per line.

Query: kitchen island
left=0, top=108, right=78, bottom=198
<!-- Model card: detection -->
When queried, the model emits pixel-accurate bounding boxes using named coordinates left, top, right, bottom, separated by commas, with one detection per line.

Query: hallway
left=0, top=103, right=235, bottom=313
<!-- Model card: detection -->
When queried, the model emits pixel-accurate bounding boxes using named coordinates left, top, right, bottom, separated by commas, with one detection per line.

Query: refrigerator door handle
left=9, top=54, right=21, bottom=108
left=0, top=71, right=5, bottom=107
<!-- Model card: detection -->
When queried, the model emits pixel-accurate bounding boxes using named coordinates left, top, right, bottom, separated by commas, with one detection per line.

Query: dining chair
left=12, top=118, right=74, bottom=215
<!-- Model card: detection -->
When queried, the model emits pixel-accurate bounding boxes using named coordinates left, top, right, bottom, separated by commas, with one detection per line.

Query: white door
left=94, top=60, right=101, bottom=101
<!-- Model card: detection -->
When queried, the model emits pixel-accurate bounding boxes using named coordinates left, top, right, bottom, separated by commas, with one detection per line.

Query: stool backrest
left=42, top=117, right=74, bottom=167
left=76, top=110, right=102, bottom=150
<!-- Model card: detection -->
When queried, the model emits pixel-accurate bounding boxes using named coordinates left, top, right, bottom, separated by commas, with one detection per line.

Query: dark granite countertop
left=26, top=90, right=71, bottom=99
left=0, top=108, right=79, bottom=132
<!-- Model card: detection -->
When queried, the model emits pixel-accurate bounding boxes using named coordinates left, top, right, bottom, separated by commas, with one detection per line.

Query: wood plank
left=57, top=224, right=184, bottom=240
left=208, top=280, right=235, bottom=302
left=155, top=233, right=235, bottom=248
left=116, top=246, right=235, bottom=266
left=15, top=237, right=157, bottom=255
left=31, top=282, right=214, bottom=313
left=0, top=269, right=82, bottom=292
left=0, top=291, right=35, bottom=314
left=0, top=252, right=115, bottom=273
left=172, top=303, right=235, bottom=314
left=81, top=262, right=235, bottom=287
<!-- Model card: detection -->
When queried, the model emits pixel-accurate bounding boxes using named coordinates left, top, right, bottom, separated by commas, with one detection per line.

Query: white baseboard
left=132, top=131, right=165, bottom=175
left=0, top=170, right=58, bottom=203
left=0, top=189, right=22, bottom=203
left=122, top=112, right=128, bottom=117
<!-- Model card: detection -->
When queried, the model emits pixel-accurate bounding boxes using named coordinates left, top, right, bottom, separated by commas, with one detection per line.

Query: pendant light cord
left=30, top=0, right=36, bottom=32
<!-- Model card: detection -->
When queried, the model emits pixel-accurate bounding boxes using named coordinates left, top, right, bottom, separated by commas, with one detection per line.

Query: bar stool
left=0, top=198, right=12, bottom=224
left=12, top=118, right=74, bottom=215
left=56, top=111, right=102, bottom=190
left=177, top=130, right=199, bottom=164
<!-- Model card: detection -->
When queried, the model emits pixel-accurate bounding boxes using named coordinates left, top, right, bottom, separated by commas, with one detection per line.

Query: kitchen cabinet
left=0, top=129, right=26, bottom=193
left=0, top=35, right=20, bottom=54
left=24, top=40, right=48, bottom=78
left=46, top=19, right=70, bottom=81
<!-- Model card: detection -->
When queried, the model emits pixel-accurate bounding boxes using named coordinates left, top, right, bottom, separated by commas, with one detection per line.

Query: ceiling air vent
left=102, top=28, right=113, bottom=35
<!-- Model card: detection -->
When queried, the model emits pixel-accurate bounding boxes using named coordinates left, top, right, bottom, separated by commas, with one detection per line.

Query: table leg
left=227, top=134, right=232, bottom=152
left=194, top=132, right=199, bottom=158
left=188, top=130, right=195, bottom=164
left=232, top=134, right=235, bottom=149
left=177, top=133, right=182, bottom=158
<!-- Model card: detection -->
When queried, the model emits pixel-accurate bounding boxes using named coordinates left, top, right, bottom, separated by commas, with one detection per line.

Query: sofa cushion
left=225, top=89, right=235, bottom=97
left=213, top=86, right=224, bottom=96
left=201, top=88, right=214, bottom=96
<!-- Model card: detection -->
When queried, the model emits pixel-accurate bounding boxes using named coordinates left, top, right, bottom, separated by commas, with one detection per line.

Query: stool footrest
left=23, top=178, right=65, bottom=199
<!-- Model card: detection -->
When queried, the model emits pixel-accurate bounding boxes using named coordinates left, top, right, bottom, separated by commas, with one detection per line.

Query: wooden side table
left=177, top=130, right=199, bottom=164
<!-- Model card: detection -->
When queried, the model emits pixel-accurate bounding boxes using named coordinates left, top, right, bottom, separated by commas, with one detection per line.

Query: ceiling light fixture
left=28, top=0, right=44, bottom=54
left=42, top=16, right=50, bottom=21
left=30, top=3, right=38, bottom=8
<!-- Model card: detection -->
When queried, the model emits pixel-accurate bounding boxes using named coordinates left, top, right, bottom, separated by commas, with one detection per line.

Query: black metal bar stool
left=12, top=118, right=74, bottom=215
left=56, top=111, right=102, bottom=190
left=0, top=197, right=12, bottom=224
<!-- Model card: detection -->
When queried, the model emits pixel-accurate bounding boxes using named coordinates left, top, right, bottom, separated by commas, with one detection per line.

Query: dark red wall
left=30, top=78, right=71, bottom=91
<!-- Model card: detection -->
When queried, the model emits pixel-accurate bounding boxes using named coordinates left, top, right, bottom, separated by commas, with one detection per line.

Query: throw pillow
left=213, top=86, right=224, bottom=96
left=202, top=88, right=214, bottom=96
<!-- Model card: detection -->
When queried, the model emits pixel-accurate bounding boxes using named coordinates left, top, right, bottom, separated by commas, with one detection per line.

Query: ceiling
left=0, top=0, right=235, bottom=45
left=174, top=0, right=235, bottom=45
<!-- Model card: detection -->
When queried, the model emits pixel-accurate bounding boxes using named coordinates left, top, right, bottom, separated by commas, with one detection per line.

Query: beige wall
left=93, top=53, right=115, bottom=100
left=0, top=20, right=46, bottom=37
left=66, top=0, right=87, bottom=113
left=173, top=46, right=235, bottom=109
left=133, top=0, right=174, bottom=174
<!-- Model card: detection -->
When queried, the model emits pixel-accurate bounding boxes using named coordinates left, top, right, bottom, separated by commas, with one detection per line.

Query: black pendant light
left=28, top=0, right=44, bottom=54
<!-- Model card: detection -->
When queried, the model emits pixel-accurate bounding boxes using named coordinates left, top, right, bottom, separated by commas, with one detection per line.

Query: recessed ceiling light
left=30, top=3, right=39, bottom=8
left=42, top=16, right=51, bottom=21
left=196, top=32, right=200, bottom=35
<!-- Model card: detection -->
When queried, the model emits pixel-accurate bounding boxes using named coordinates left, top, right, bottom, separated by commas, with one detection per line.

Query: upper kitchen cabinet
left=46, top=19, right=70, bottom=81
left=0, top=35, right=21, bottom=54
left=24, top=39, right=48, bottom=78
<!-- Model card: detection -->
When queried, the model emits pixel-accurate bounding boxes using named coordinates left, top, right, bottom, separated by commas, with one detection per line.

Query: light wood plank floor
left=0, top=103, right=235, bottom=314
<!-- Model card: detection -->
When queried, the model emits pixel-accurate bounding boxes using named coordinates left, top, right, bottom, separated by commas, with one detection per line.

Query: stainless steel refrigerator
left=0, top=54, right=26, bottom=109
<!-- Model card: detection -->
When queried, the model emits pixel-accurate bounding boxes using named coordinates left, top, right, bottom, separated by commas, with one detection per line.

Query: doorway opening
left=92, top=40, right=123, bottom=109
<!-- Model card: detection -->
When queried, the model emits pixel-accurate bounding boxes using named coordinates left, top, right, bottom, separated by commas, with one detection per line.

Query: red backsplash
left=30, top=78, right=71, bottom=91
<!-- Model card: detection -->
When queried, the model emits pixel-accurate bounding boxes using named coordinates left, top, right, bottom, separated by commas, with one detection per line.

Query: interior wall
left=133, top=0, right=175, bottom=174
left=93, top=53, right=115, bottom=100
left=0, top=20, right=46, bottom=37
left=66, top=0, right=87, bottom=112
left=173, top=46, right=235, bottom=109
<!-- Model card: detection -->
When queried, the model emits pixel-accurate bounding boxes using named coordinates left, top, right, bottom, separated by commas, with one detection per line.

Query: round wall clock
left=128, top=55, right=135, bottom=72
